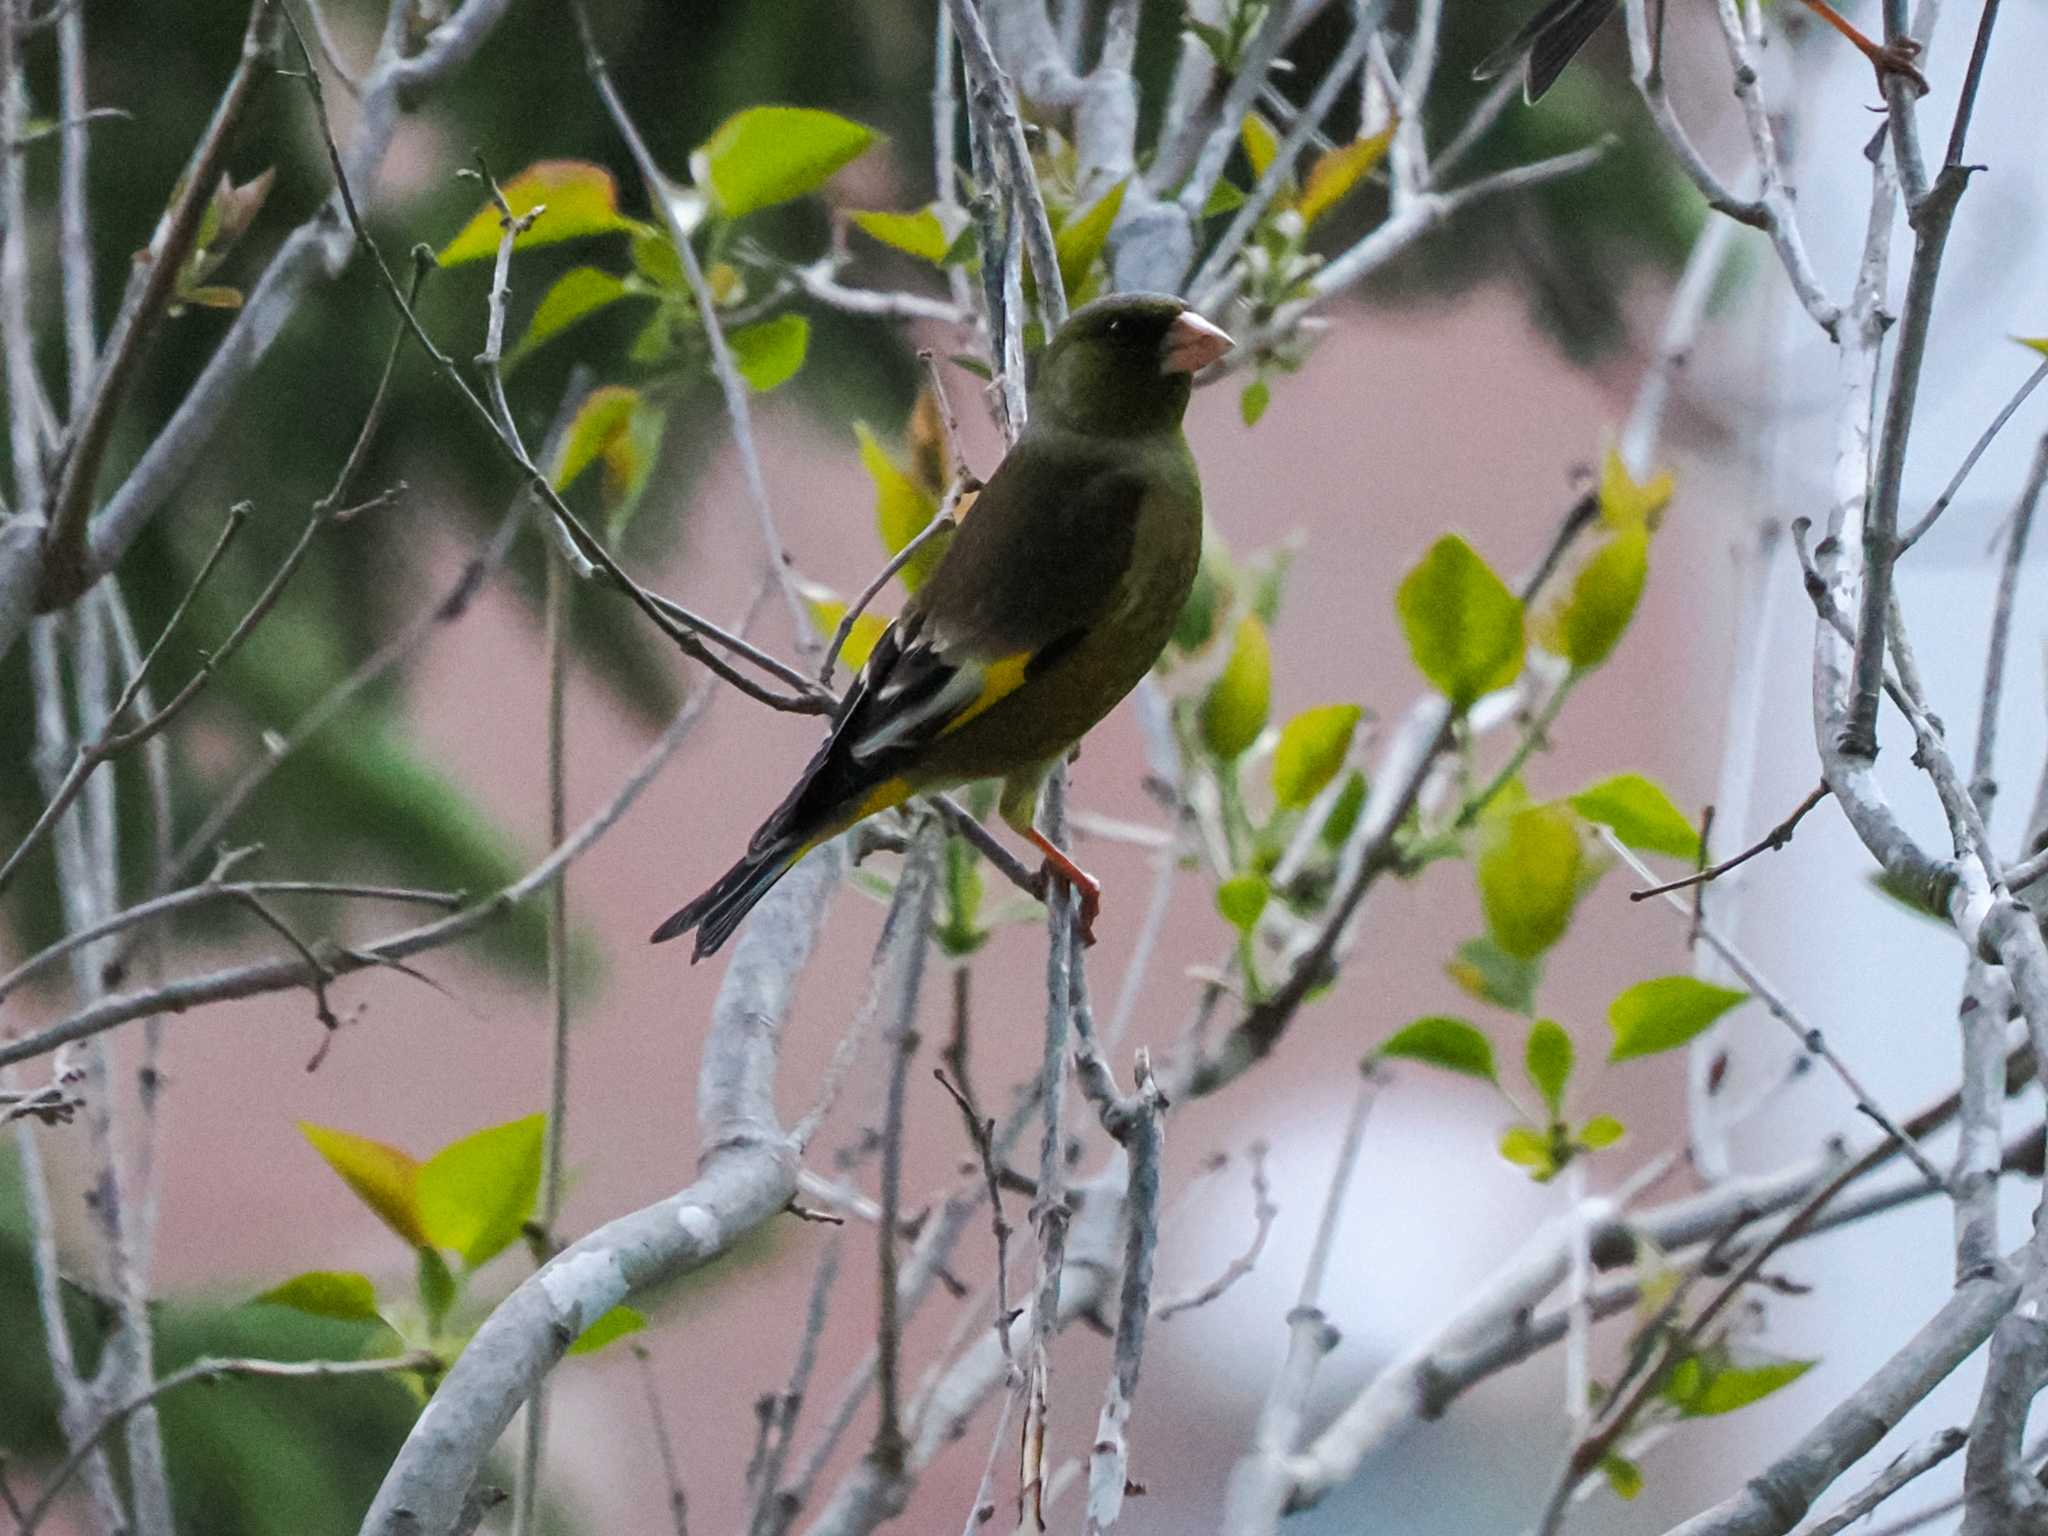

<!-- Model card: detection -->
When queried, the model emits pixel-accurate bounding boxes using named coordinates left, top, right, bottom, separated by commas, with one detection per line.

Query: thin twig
left=935, top=1068, right=1019, bottom=1373
left=41, top=0, right=278, bottom=601
left=20, top=1350, right=440, bottom=1535
left=1632, top=783, right=1831, bottom=901
left=1157, top=1140, right=1276, bottom=1320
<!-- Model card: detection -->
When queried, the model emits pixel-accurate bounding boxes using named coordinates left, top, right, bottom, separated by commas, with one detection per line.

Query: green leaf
left=1598, top=445, right=1674, bottom=533
left=1578, top=1113, right=1626, bottom=1149
left=550, top=385, right=666, bottom=536
left=692, top=106, right=878, bottom=218
left=417, top=1247, right=456, bottom=1331
left=1055, top=179, right=1128, bottom=296
left=1608, top=976, right=1748, bottom=1062
left=851, top=206, right=953, bottom=263
left=1216, top=873, right=1271, bottom=932
left=856, top=423, right=946, bottom=591
left=552, top=385, right=640, bottom=493
left=567, top=1303, right=647, bottom=1356
left=1321, top=768, right=1367, bottom=850
left=416, top=1114, right=547, bottom=1269
left=1669, top=1357, right=1816, bottom=1417
left=1601, top=1454, right=1644, bottom=1501
left=630, top=226, right=685, bottom=290
left=1498, top=1124, right=1557, bottom=1178
left=1239, top=113, right=1280, bottom=180
left=2019, top=336, right=2048, bottom=357
left=439, top=160, right=636, bottom=266
left=1476, top=804, right=1584, bottom=959
left=727, top=313, right=809, bottom=392
left=178, top=284, right=244, bottom=310
left=1525, top=1018, right=1573, bottom=1118
left=1569, top=773, right=1701, bottom=861
left=1376, top=1015, right=1497, bottom=1083
left=299, top=1123, right=428, bottom=1248
left=1240, top=377, right=1271, bottom=427
left=512, top=266, right=634, bottom=366
left=1296, top=121, right=1395, bottom=228
left=1272, top=705, right=1362, bottom=810
left=1868, top=868, right=1950, bottom=923
left=1445, top=936, right=1541, bottom=1015
left=1199, top=615, right=1272, bottom=759
left=1202, top=180, right=1248, bottom=218
left=1396, top=535, right=1526, bottom=709
left=253, top=1270, right=382, bottom=1324
left=1539, top=529, right=1648, bottom=671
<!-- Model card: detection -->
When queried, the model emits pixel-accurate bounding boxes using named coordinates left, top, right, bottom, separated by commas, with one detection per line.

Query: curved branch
left=359, top=842, right=846, bottom=1534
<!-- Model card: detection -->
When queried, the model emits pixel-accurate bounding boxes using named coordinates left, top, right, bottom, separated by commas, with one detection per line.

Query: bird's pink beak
left=1161, top=310, right=1234, bottom=374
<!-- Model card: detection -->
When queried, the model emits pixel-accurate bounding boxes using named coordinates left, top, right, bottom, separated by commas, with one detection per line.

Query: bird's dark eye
left=1105, top=317, right=1130, bottom=341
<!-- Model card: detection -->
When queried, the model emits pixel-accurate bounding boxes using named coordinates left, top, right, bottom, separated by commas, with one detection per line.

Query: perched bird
left=1474, top=0, right=1927, bottom=103
left=653, top=293, right=1233, bottom=961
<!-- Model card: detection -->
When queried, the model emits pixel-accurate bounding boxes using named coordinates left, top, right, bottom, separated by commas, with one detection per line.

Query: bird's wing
left=751, top=450, right=1148, bottom=848
left=1472, top=0, right=1610, bottom=98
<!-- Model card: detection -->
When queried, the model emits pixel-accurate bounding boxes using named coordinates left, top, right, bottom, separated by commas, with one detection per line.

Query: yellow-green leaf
left=1055, top=179, right=1127, bottom=296
left=1608, top=976, right=1748, bottom=1062
left=1525, top=1018, right=1573, bottom=1117
left=299, top=1123, right=428, bottom=1248
left=1568, top=773, right=1700, bottom=861
left=1202, top=180, right=1248, bottom=218
left=552, top=385, right=639, bottom=493
left=512, top=266, right=633, bottom=366
left=727, top=313, right=809, bottom=392
left=630, top=226, right=685, bottom=290
left=1446, top=936, right=1541, bottom=1015
left=1272, top=704, right=1362, bottom=809
left=1376, top=1015, right=1497, bottom=1083
left=855, top=423, right=946, bottom=591
left=253, top=1270, right=381, bottom=1324
left=417, top=1114, right=547, bottom=1269
left=1598, top=446, right=1674, bottom=533
left=2016, top=336, right=2048, bottom=357
left=1397, top=535, right=1525, bottom=708
left=178, top=284, right=244, bottom=310
left=1540, top=530, right=1647, bottom=671
left=439, top=160, right=636, bottom=266
left=1321, top=768, right=1367, bottom=849
left=1499, top=1124, right=1557, bottom=1177
left=1578, top=1113, right=1626, bottom=1149
left=567, top=1303, right=646, bottom=1356
left=1602, top=1454, right=1644, bottom=1500
left=1668, top=1356, right=1815, bottom=1417
left=805, top=584, right=892, bottom=674
left=1239, top=113, right=1280, bottom=180
left=852, top=207, right=953, bottom=264
left=692, top=106, right=878, bottom=218
left=1477, top=804, right=1584, bottom=959
left=1241, top=377, right=1271, bottom=427
left=417, top=1247, right=456, bottom=1328
left=1216, top=873, right=1270, bottom=932
left=1199, top=614, right=1272, bottom=759
left=1296, top=121, right=1396, bottom=228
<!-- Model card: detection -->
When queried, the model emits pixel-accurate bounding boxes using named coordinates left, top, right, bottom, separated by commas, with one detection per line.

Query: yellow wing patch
left=938, top=651, right=1032, bottom=738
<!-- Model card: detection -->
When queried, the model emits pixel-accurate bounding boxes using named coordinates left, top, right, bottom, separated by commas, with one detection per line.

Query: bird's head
left=1031, top=293, right=1233, bottom=437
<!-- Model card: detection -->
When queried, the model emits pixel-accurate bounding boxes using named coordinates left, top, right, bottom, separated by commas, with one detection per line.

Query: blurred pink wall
left=16, top=278, right=1747, bottom=1532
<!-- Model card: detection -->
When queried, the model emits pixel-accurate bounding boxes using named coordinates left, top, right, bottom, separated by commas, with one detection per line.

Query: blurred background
left=2, top=0, right=2043, bottom=1532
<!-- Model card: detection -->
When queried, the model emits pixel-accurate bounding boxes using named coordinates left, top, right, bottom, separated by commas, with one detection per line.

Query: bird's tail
left=650, top=833, right=805, bottom=961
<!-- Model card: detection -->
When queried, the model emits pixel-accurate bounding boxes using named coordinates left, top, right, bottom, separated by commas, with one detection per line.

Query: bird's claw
left=1869, top=35, right=1930, bottom=97
left=1026, top=831, right=1102, bottom=947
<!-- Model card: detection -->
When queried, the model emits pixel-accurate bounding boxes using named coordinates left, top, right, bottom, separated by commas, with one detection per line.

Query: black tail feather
left=651, top=838, right=800, bottom=961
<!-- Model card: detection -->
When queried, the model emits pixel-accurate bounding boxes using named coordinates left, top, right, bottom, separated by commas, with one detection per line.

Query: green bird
left=654, top=292, right=1232, bottom=961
